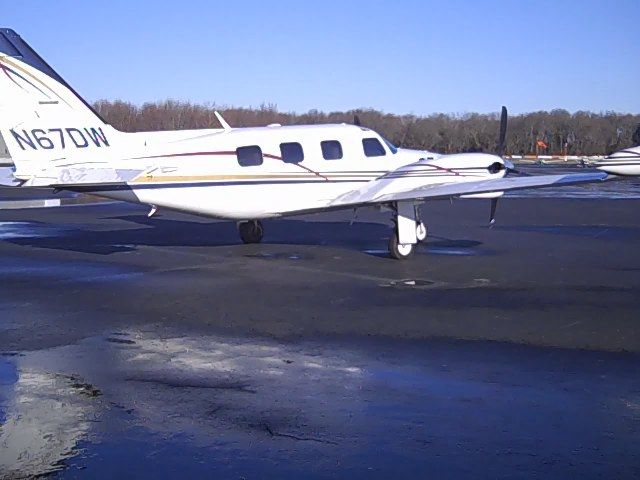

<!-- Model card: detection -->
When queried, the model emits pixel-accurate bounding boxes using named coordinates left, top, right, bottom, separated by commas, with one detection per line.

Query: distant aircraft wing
left=329, top=172, right=608, bottom=208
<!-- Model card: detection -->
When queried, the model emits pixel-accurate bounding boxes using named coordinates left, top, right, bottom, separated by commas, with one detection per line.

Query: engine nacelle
left=429, top=153, right=509, bottom=178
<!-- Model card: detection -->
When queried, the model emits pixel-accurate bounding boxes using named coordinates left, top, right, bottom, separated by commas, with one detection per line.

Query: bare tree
left=94, top=100, right=640, bottom=156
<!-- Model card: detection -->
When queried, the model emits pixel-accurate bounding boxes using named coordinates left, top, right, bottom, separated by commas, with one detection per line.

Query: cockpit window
left=362, top=137, right=386, bottom=157
left=383, top=137, right=398, bottom=154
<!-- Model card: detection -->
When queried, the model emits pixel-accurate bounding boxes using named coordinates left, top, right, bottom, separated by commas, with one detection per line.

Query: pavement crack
left=125, top=376, right=256, bottom=393
left=260, top=422, right=338, bottom=445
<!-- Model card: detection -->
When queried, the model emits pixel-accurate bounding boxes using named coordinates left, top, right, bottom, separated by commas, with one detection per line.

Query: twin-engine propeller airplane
left=0, top=28, right=610, bottom=259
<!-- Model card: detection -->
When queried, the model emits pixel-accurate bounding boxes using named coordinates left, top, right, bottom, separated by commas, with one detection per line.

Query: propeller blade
left=353, top=114, right=362, bottom=127
left=489, top=197, right=499, bottom=225
left=496, top=106, right=508, bottom=157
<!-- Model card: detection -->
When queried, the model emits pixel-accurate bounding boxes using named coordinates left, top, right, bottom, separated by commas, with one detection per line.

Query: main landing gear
left=388, top=202, right=427, bottom=260
left=238, top=220, right=264, bottom=244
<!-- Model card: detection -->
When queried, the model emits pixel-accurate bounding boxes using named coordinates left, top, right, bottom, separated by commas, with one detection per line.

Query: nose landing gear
left=415, top=220, right=427, bottom=242
left=388, top=202, right=427, bottom=260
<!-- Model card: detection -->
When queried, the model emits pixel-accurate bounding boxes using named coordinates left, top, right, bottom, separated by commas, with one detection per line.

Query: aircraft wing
left=330, top=172, right=608, bottom=208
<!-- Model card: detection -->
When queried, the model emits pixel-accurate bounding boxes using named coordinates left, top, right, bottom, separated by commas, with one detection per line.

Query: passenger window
left=362, top=138, right=386, bottom=157
left=280, top=142, right=304, bottom=164
left=321, top=140, right=343, bottom=160
left=236, top=145, right=263, bottom=166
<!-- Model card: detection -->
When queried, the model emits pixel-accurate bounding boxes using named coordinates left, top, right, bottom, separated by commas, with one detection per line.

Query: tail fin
left=0, top=28, right=106, bottom=124
left=0, top=29, right=120, bottom=184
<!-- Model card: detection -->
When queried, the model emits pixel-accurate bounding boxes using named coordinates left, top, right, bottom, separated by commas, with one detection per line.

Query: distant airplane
left=594, top=125, right=640, bottom=176
left=0, top=28, right=607, bottom=259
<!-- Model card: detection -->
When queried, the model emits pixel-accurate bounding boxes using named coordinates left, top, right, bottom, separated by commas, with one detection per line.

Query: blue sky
left=2, top=0, right=639, bottom=115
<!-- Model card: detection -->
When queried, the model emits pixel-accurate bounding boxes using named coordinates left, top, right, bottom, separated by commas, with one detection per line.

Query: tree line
left=93, top=100, right=640, bottom=156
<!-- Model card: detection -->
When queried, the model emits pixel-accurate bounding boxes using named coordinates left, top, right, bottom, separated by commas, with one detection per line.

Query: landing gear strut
left=388, top=202, right=426, bottom=260
left=238, top=220, right=264, bottom=244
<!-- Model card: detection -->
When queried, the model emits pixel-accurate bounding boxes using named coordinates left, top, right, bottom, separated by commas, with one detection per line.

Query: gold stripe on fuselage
left=131, top=173, right=380, bottom=183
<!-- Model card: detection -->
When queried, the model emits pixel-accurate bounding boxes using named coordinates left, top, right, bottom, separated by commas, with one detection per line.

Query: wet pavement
left=2, top=332, right=640, bottom=479
left=0, top=193, right=640, bottom=478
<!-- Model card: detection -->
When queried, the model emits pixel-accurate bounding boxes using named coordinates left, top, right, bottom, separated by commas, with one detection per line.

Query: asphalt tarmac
left=1, top=195, right=639, bottom=478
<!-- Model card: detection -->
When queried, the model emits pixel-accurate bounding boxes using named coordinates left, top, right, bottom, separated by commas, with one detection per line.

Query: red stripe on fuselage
left=128, top=150, right=329, bottom=181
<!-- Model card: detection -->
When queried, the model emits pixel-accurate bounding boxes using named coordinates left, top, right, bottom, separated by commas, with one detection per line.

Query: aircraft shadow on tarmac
left=4, top=214, right=485, bottom=257
left=493, top=224, right=640, bottom=240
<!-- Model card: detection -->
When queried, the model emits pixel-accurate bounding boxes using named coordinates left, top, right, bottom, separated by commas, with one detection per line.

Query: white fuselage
left=82, top=124, right=505, bottom=219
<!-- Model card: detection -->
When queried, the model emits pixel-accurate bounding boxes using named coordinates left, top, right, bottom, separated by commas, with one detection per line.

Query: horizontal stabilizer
left=15, top=164, right=143, bottom=187
left=0, top=166, right=20, bottom=186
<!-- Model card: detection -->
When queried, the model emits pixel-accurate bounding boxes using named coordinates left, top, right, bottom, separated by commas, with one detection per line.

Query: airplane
left=594, top=125, right=640, bottom=176
left=0, top=28, right=608, bottom=260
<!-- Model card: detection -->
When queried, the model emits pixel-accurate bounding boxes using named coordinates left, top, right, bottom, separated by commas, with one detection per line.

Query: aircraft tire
left=416, top=222, right=427, bottom=242
left=388, top=232, right=413, bottom=260
left=239, top=220, right=264, bottom=244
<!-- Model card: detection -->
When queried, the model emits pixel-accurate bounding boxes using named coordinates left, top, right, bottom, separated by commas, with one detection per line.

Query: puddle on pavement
left=0, top=257, right=144, bottom=283
left=0, top=221, right=73, bottom=240
left=0, top=331, right=365, bottom=478
left=363, top=240, right=488, bottom=258
left=426, top=247, right=476, bottom=256
left=361, top=248, right=391, bottom=257
left=1, top=331, right=639, bottom=478
left=0, top=357, right=18, bottom=424
left=383, top=279, right=437, bottom=289
left=245, top=251, right=309, bottom=260
left=495, top=224, right=640, bottom=240
left=0, top=357, right=98, bottom=477
left=380, top=277, right=491, bottom=290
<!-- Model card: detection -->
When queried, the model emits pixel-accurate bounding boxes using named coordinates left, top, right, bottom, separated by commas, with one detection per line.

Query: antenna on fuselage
left=214, top=111, right=232, bottom=131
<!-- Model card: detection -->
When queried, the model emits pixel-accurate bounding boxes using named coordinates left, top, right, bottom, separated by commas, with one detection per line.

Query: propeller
left=496, top=106, right=508, bottom=158
left=495, top=105, right=528, bottom=174
left=489, top=197, right=499, bottom=225
left=489, top=106, right=513, bottom=226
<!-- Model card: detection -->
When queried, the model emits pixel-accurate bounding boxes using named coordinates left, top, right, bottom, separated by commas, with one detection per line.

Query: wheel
left=388, top=231, right=414, bottom=260
left=238, top=220, right=264, bottom=244
left=415, top=222, right=427, bottom=242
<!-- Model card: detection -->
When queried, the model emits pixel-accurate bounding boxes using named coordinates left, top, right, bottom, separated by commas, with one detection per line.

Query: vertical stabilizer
left=0, top=28, right=106, bottom=124
left=0, top=29, right=122, bottom=181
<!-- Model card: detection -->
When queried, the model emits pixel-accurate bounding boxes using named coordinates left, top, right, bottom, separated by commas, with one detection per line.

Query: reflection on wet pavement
left=0, top=358, right=97, bottom=478
left=0, top=222, right=74, bottom=240
left=1, top=331, right=639, bottom=478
